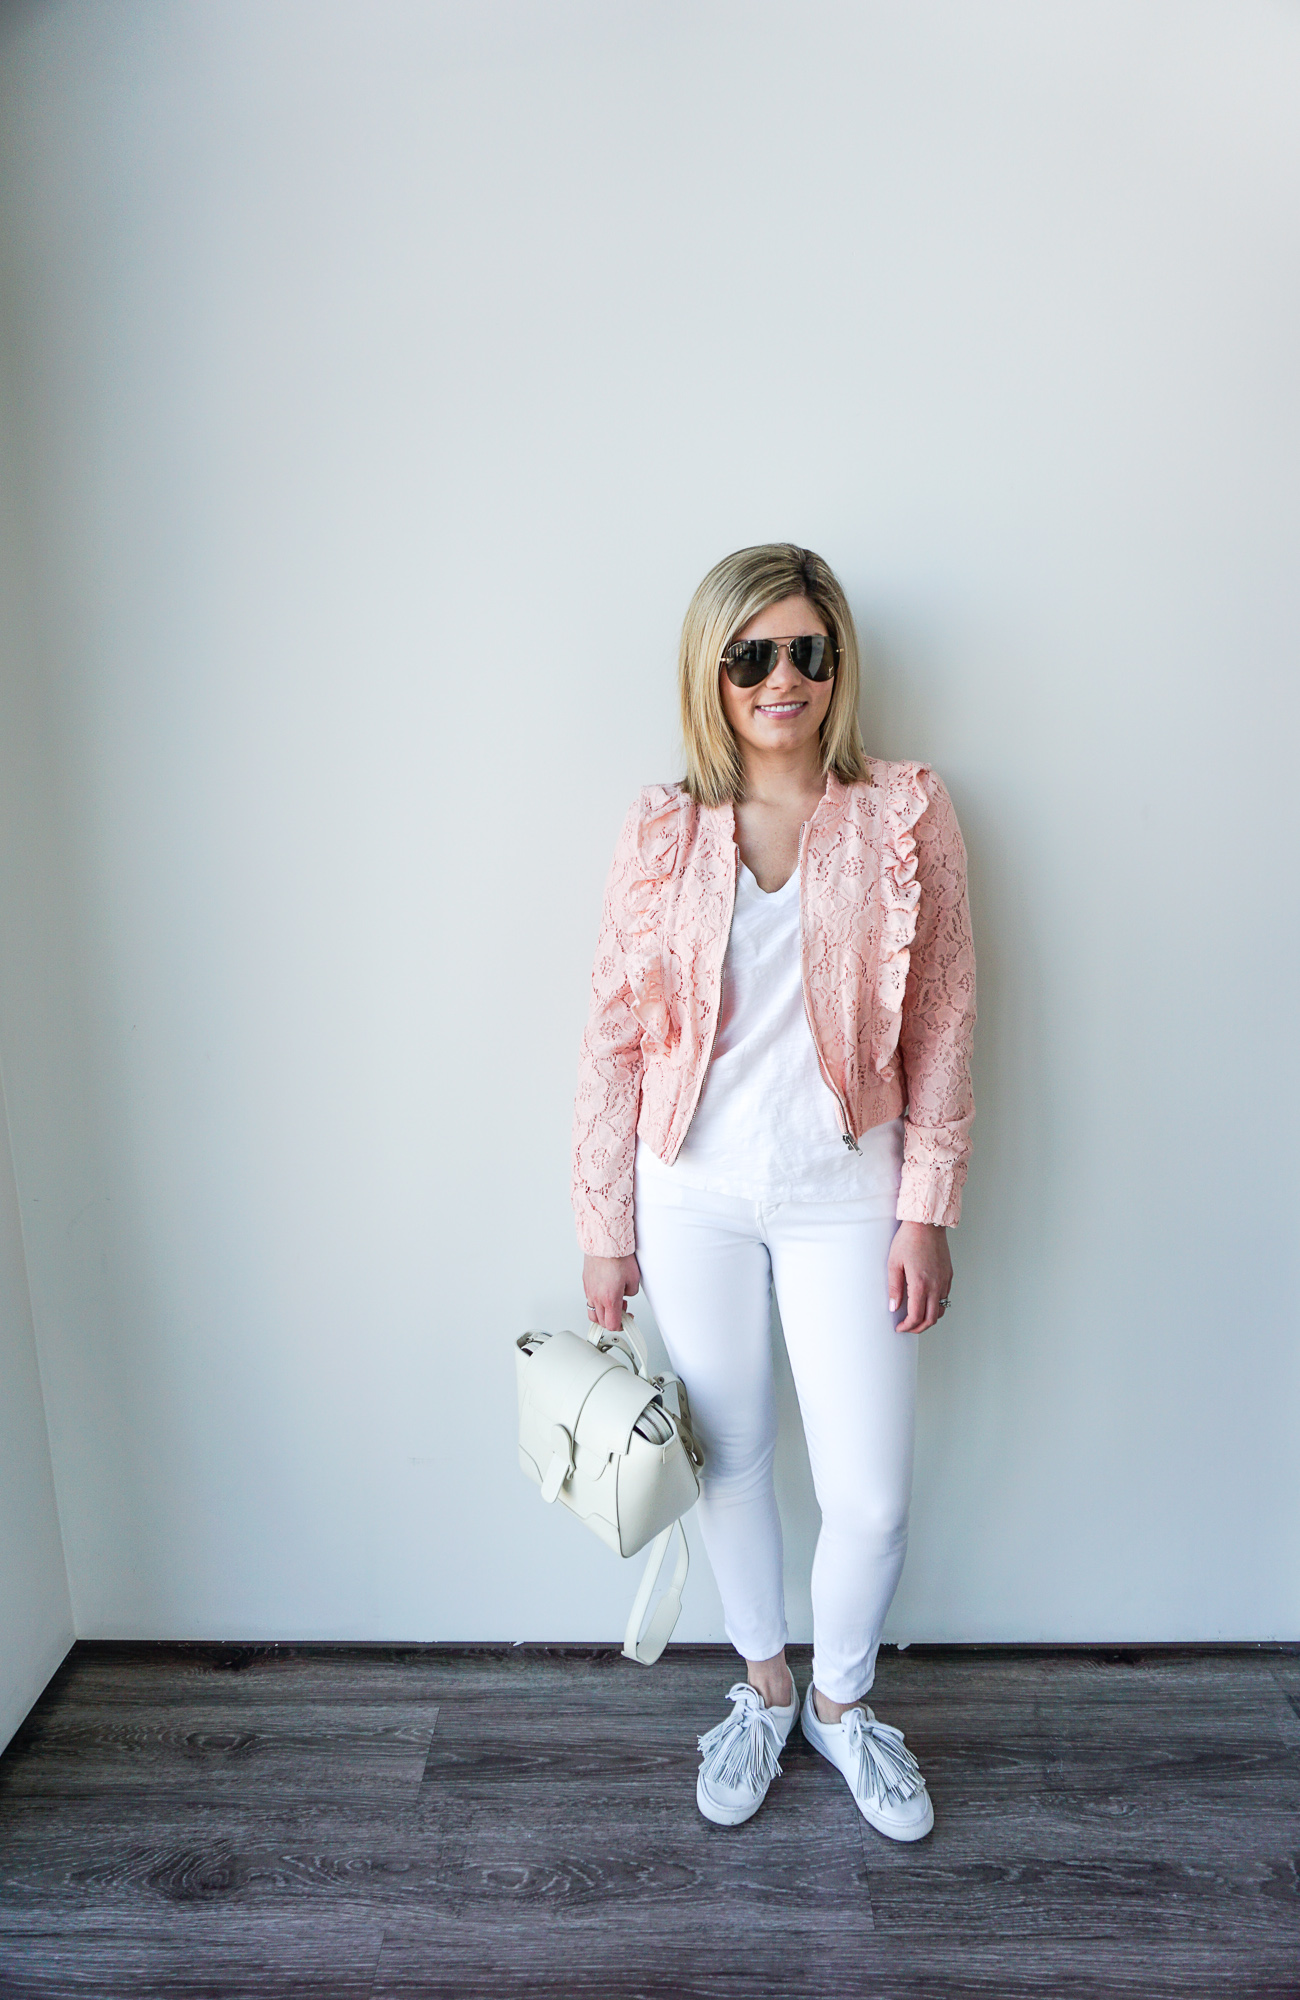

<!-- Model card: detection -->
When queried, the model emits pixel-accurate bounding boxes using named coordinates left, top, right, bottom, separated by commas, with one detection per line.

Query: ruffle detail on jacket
left=872, top=761, right=931, bottom=1076
left=623, top=784, right=689, bottom=1054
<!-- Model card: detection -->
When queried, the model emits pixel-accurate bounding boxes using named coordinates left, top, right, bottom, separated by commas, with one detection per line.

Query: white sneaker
left=801, top=1683, right=934, bottom=1841
left=696, top=1679, right=798, bottom=1826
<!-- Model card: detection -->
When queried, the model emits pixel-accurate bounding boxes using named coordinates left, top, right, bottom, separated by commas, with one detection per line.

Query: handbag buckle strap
left=539, top=1424, right=574, bottom=1503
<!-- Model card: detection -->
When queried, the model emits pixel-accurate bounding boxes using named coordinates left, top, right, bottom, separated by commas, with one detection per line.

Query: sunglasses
left=721, top=633, right=838, bottom=688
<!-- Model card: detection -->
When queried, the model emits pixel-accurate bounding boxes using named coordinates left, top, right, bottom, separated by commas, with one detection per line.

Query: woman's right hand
left=583, top=1253, right=642, bottom=1333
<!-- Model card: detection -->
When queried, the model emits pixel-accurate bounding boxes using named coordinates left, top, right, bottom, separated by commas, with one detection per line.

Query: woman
left=571, top=544, right=975, bottom=1840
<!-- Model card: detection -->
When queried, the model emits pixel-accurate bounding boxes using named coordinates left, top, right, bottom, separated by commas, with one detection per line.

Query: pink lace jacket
left=572, top=758, right=976, bottom=1258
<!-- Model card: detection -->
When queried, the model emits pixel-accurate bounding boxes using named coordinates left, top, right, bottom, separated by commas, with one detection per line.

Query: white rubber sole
left=802, top=1695, right=935, bottom=1842
left=695, top=1767, right=769, bottom=1826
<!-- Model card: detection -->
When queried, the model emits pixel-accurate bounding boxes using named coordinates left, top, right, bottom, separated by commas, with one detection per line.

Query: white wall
left=0, top=1074, right=70, bottom=1749
left=0, top=0, right=1296, bottom=1646
left=0, top=364, right=73, bottom=1740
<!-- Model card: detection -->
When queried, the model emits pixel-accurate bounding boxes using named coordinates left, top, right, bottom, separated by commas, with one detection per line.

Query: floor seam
left=365, top=1919, right=388, bottom=2000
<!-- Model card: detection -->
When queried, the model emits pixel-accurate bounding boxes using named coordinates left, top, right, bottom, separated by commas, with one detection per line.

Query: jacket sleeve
left=896, top=772, right=977, bottom=1227
left=571, top=799, right=649, bottom=1259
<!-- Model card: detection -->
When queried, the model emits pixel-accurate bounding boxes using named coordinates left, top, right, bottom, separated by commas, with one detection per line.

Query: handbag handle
left=587, top=1308, right=649, bottom=1376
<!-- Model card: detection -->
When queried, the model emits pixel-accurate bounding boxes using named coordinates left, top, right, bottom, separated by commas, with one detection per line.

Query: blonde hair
left=679, top=543, right=869, bottom=807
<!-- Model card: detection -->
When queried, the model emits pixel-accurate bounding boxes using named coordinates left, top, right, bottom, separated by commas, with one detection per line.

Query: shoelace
left=696, top=1683, right=787, bottom=1792
left=842, top=1705, right=926, bottom=1808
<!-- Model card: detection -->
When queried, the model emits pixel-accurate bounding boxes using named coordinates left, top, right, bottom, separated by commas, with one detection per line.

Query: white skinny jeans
left=634, top=1166, right=918, bottom=1705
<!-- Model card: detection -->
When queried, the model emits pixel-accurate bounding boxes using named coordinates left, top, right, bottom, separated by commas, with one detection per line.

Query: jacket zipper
left=798, top=821, right=860, bottom=1152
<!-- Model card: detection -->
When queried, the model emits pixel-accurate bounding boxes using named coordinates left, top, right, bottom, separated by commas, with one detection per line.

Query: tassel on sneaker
left=696, top=1680, right=798, bottom=1826
left=800, top=1682, right=934, bottom=1841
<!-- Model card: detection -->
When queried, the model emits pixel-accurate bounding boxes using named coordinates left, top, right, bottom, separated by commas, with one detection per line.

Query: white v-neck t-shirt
left=635, top=860, right=904, bottom=1212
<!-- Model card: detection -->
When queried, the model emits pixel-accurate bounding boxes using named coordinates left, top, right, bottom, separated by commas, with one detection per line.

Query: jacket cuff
left=896, top=1163, right=964, bottom=1229
left=574, top=1209, right=636, bottom=1259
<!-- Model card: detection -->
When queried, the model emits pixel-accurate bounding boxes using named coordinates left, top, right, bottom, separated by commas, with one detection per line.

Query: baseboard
left=55, top=1636, right=1300, bottom=1664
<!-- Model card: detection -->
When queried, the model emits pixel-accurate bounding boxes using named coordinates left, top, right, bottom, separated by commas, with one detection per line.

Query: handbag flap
left=519, top=1327, right=660, bottom=1457
left=518, top=1328, right=626, bottom=1428
left=574, top=1363, right=662, bottom=1459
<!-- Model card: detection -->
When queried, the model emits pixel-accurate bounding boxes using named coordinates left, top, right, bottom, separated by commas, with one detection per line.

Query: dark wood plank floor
left=0, top=1643, right=1297, bottom=1998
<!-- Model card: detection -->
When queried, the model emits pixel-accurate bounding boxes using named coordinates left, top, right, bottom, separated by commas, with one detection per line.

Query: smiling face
left=718, top=593, right=836, bottom=769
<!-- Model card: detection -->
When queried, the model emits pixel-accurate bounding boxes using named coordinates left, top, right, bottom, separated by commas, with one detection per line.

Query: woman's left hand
left=887, top=1221, right=953, bottom=1332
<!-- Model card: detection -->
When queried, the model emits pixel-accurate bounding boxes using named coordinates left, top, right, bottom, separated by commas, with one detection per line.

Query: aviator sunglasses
left=721, top=633, right=838, bottom=688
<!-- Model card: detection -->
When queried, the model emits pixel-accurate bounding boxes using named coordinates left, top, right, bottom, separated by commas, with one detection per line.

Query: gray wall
left=0, top=0, right=1295, bottom=1655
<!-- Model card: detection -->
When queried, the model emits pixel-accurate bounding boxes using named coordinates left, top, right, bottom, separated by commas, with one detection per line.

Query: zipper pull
left=842, top=1131, right=861, bottom=1154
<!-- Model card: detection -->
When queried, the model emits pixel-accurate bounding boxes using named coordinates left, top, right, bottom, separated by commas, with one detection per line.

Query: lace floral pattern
left=572, top=760, right=976, bottom=1257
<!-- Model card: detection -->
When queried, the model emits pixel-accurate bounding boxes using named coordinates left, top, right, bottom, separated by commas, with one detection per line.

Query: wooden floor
left=0, top=1644, right=1297, bottom=1998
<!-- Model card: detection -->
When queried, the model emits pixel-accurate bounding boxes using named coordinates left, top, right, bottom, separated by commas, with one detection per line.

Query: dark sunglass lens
left=791, top=635, right=832, bottom=680
left=724, top=640, right=777, bottom=686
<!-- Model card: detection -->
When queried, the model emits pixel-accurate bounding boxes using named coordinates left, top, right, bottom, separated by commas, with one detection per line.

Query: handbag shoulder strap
left=622, top=1520, right=690, bottom=1667
left=653, top=1373, right=704, bottom=1470
left=581, top=1311, right=698, bottom=1662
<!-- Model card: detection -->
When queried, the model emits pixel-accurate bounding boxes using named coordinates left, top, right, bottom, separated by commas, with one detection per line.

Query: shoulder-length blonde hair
left=679, top=543, right=869, bottom=806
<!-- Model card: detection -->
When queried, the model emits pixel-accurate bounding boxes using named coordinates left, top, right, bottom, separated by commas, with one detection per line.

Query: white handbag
left=516, top=1311, right=703, bottom=1665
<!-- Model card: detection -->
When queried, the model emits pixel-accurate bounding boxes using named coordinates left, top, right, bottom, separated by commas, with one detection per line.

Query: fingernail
left=889, top=1297, right=898, bottom=1311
